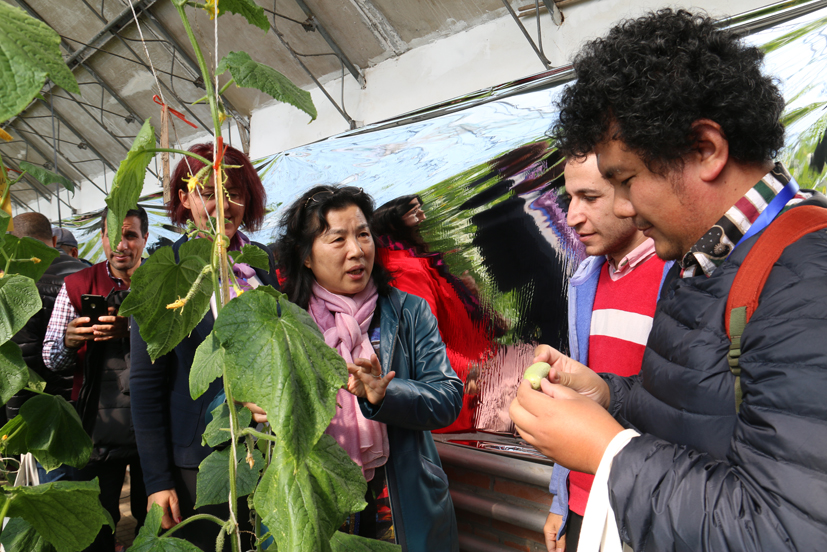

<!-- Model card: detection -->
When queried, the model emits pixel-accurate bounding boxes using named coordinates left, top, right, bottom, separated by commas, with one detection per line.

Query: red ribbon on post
left=152, top=95, right=198, bottom=129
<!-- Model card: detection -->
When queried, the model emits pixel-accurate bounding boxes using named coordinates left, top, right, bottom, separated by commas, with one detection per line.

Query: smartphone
left=81, top=294, right=108, bottom=325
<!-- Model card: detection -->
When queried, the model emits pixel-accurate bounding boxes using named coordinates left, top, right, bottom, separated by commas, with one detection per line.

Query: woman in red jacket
left=373, top=195, right=500, bottom=432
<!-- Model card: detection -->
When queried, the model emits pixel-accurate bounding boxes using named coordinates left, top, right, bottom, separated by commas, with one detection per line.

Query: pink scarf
left=308, top=280, right=389, bottom=481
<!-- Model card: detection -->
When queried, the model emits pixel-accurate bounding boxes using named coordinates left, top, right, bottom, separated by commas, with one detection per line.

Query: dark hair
left=372, top=195, right=425, bottom=250
left=100, top=206, right=149, bottom=236
left=11, top=212, right=53, bottom=243
left=550, top=9, right=785, bottom=170
left=168, top=143, right=266, bottom=232
left=277, top=185, right=393, bottom=309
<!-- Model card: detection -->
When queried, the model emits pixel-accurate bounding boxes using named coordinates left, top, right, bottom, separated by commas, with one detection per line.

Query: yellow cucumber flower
left=204, top=0, right=219, bottom=20
left=185, top=172, right=200, bottom=193
left=166, top=297, right=187, bottom=311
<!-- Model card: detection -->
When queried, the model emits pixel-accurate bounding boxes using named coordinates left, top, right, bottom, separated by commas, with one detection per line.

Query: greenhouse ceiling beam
left=109, top=31, right=213, bottom=132
left=12, top=0, right=157, bottom=68
left=1, top=141, right=75, bottom=212
left=292, top=0, right=366, bottom=88
left=30, top=0, right=212, bottom=133
left=15, top=117, right=108, bottom=198
left=36, top=99, right=119, bottom=174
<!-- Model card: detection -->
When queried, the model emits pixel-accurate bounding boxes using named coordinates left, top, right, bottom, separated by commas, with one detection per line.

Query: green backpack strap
left=725, top=205, right=827, bottom=412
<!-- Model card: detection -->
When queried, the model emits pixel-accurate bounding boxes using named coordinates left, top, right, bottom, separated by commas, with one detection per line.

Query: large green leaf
left=20, top=394, right=93, bottom=471
left=254, top=436, right=367, bottom=552
left=2, top=480, right=114, bottom=552
left=0, top=517, right=56, bottom=552
left=202, top=401, right=252, bottom=448
left=2, top=235, right=60, bottom=281
left=128, top=503, right=202, bottom=552
left=214, top=287, right=347, bottom=462
left=0, top=2, right=80, bottom=124
left=217, top=51, right=316, bottom=121
left=189, top=330, right=225, bottom=400
left=329, top=532, right=401, bottom=551
left=194, top=446, right=264, bottom=509
left=19, top=161, right=74, bottom=194
left=0, top=274, right=41, bottom=345
left=229, top=244, right=270, bottom=271
left=105, top=119, right=154, bottom=252
left=119, top=239, right=214, bottom=361
left=0, top=340, right=29, bottom=404
left=220, top=0, right=269, bottom=31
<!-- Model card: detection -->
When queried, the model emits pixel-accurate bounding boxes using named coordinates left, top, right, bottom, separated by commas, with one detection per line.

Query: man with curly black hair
left=510, top=9, right=827, bottom=551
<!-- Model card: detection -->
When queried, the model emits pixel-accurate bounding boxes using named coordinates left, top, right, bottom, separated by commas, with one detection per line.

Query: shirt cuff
left=49, top=339, right=78, bottom=372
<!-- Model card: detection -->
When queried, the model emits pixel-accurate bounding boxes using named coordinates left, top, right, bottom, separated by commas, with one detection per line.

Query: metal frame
left=14, top=117, right=108, bottom=198
left=500, top=0, right=552, bottom=70
left=267, top=14, right=357, bottom=129
left=292, top=0, right=366, bottom=88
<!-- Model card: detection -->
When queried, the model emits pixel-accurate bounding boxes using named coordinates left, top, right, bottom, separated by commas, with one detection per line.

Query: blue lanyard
left=731, top=177, right=800, bottom=255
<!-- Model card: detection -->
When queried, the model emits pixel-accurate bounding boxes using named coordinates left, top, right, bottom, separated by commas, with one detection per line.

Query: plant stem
left=239, top=427, right=279, bottom=443
left=145, top=148, right=212, bottom=166
left=160, top=513, right=226, bottom=538
left=175, top=5, right=222, bottom=136
left=176, top=4, right=238, bottom=551
left=0, top=495, right=12, bottom=529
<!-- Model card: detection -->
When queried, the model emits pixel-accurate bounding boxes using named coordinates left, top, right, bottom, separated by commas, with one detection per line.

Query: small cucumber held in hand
left=524, top=361, right=552, bottom=390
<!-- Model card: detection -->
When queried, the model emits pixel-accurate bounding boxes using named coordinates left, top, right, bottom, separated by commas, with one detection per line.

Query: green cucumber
left=523, top=361, right=552, bottom=390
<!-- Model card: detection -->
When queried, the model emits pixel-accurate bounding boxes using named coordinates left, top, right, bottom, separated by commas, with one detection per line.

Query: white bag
left=577, top=429, right=639, bottom=552
left=13, top=452, right=40, bottom=487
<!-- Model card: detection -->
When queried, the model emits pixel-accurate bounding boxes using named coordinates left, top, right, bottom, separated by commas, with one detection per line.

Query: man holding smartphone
left=43, top=207, right=149, bottom=552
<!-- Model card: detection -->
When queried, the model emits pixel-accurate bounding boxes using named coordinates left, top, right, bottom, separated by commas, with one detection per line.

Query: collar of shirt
left=104, top=261, right=127, bottom=287
left=606, top=238, right=657, bottom=281
left=679, top=163, right=809, bottom=278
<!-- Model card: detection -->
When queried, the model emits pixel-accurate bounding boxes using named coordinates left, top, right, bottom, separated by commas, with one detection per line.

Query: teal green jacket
left=360, top=287, right=463, bottom=551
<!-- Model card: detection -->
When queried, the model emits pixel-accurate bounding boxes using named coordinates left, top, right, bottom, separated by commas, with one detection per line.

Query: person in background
left=53, top=226, right=92, bottom=266
left=6, top=214, right=87, bottom=428
left=511, top=9, right=827, bottom=550
left=43, top=207, right=149, bottom=552
left=274, top=185, right=463, bottom=551
left=372, top=195, right=501, bottom=432
left=130, top=143, right=278, bottom=551
left=543, top=155, right=670, bottom=551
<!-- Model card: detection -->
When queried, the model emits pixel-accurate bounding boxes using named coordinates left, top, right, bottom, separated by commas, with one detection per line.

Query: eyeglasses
left=304, top=187, right=364, bottom=208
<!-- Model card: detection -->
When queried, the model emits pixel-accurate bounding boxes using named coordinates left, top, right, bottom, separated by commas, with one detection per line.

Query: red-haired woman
left=130, top=143, right=277, bottom=551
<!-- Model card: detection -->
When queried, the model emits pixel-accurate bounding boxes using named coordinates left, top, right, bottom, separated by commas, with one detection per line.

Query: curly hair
left=276, top=185, right=393, bottom=309
left=550, top=9, right=785, bottom=170
left=168, top=143, right=266, bottom=232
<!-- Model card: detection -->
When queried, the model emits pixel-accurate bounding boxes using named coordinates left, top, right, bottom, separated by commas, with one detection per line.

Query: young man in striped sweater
left=544, top=155, right=671, bottom=551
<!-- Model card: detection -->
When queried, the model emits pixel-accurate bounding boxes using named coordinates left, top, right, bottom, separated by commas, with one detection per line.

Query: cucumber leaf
left=119, top=239, right=214, bottom=361
left=217, top=52, right=316, bottom=121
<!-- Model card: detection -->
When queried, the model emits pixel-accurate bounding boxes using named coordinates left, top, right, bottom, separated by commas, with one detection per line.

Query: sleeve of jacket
left=130, top=317, right=176, bottom=495
left=605, top=232, right=827, bottom=551
left=360, top=295, right=463, bottom=431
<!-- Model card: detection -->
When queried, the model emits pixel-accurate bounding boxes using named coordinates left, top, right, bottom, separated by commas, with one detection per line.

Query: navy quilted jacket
left=603, top=195, right=827, bottom=551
